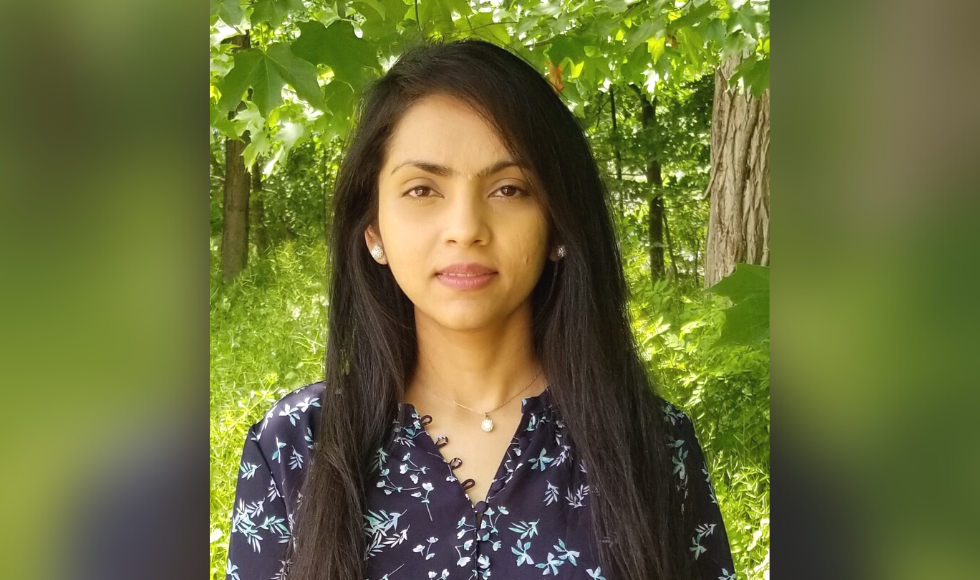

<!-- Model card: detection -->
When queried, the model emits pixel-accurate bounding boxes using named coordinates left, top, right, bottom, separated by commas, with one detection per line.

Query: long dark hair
left=286, top=38, right=695, bottom=580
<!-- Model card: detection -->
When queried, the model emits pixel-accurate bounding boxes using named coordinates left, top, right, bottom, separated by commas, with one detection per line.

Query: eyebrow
left=389, top=159, right=524, bottom=179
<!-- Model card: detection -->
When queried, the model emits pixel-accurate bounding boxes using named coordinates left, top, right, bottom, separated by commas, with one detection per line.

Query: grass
left=210, top=240, right=328, bottom=580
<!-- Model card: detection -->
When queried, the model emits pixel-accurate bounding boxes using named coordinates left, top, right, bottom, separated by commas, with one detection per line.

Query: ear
left=364, top=224, right=387, bottom=264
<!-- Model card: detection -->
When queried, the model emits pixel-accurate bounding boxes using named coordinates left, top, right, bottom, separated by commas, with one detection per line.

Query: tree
left=703, top=52, right=770, bottom=286
left=221, top=130, right=251, bottom=281
left=250, top=155, right=270, bottom=257
left=628, top=83, right=667, bottom=281
left=220, top=33, right=252, bottom=282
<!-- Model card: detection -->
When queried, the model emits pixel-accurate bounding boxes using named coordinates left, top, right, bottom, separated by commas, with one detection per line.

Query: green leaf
left=676, top=26, right=706, bottom=69
left=210, top=101, right=240, bottom=136
left=353, top=0, right=387, bottom=20
left=647, top=36, right=666, bottom=64
left=621, top=44, right=651, bottom=82
left=514, top=14, right=540, bottom=38
left=714, top=294, right=769, bottom=347
left=547, top=34, right=587, bottom=71
left=212, top=100, right=264, bottom=139
left=529, top=1, right=563, bottom=18
left=217, top=49, right=264, bottom=114
left=653, top=46, right=673, bottom=78
left=242, top=128, right=270, bottom=170
left=266, top=44, right=325, bottom=110
left=710, top=264, right=768, bottom=303
left=709, top=264, right=769, bottom=347
left=418, top=0, right=472, bottom=37
left=291, top=20, right=380, bottom=95
left=602, top=0, right=630, bottom=13
left=730, top=2, right=768, bottom=39
left=357, top=0, right=415, bottom=45
left=625, top=19, right=663, bottom=53
left=731, top=55, right=769, bottom=97
left=317, top=81, right=357, bottom=141
left=250, top=0, right=304, bottom=28
left=210, top=0, right=244, bottom=27
left=464, top=11, right=513, bottom=46
left=666, top=1, right=718, bottom=33
left=235, top=102, right=266, bottom=137
left=580, top=56, right=608, bottom=85
left=704, top=18, right=727, bottom=44
left=217, top=44, right=325, bottom=117
left=278, top=120, right=307, bottom=152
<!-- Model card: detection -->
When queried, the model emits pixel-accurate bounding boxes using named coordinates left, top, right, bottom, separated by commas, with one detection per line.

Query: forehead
left=383, top=94, right=513, bottom=174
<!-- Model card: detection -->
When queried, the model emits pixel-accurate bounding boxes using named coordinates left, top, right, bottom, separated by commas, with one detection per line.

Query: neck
left=409, top=301, right=546, bottom=411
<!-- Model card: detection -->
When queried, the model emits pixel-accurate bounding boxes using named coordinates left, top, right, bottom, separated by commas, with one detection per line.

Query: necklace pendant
left=481, top=414, right=494, bottom=432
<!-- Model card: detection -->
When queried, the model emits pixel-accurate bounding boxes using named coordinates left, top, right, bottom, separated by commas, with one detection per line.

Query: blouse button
left=474, top=500, right=487, bottom=514
left=490, top=480, right=503, bottom=493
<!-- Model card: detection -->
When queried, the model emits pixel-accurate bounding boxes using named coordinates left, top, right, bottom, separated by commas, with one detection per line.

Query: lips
left=434, top=262, right=498, bottom=291
left=435, top=263, right=497, bottom=276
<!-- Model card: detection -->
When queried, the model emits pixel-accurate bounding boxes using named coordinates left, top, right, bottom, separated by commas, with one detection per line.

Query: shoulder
left=653, top=396, right=706, bottom=472
left=653, top=395, right=717, bottom=495
left=655, top=395, right=697, bottom=436
left=249, top=381, right=326, bottom=460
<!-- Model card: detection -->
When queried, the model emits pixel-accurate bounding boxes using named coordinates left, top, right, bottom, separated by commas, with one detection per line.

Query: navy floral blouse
left=225, top=382, right=737, bottom=580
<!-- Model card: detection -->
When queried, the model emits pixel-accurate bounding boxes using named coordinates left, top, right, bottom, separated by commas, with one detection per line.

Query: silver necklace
left=422, top=369, right=543, bottom=433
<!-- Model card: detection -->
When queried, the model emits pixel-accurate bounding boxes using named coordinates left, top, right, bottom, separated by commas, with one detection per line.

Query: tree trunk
left=220, top=33, right=251, bottom=282
left=250, top=156, right=269, bottom=256
left=628, top=83, right=666, bottom=282
left=647, top=194, right=665, bottom=281
left=693, top=234, right=701, bottom=286
left=662, top=209, right=678, bottom=279
left=221, top=133, right=250, bottom=281
left=610, top=87, right=624, bottom=213
left=703, top=53, right=770, bottom=287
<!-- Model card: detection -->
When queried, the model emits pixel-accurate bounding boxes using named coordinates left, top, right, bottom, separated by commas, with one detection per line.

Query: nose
left=441, top=184, right=491, bottom=247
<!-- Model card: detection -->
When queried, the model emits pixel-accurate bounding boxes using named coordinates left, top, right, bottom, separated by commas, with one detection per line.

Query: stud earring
left=556, top=245, right=566, bottom=259
left=370, top=245, right=385, bottom=261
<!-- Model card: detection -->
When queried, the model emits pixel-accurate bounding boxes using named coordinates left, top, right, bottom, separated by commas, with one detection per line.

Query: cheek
left=511, top=212, right=549, bottom=255
left=378, top=202, right=414, bottom=249
left=502, top=217, right=549, bottom=282
left=378, top=212, right=433, bottom=292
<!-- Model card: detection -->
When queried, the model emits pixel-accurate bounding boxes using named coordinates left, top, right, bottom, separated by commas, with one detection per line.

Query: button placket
left=474, top=508, right=492, bottom=579
left=476, top=551, right=491, bottom=578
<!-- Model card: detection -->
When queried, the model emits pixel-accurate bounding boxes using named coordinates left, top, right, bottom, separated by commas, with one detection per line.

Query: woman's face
left=368, top=93, right=553, bottom=331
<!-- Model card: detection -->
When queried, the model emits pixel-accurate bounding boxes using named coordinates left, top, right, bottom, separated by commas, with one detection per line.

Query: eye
left=404, top=186, right=435, bottom=198
left=493, top=185, right=527, bottom=198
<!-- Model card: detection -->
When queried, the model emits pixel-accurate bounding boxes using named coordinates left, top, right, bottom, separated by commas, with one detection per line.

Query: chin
left=429, top=305, right=499, bottom=331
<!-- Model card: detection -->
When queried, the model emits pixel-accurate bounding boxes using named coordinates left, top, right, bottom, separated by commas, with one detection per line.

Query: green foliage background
left=210, top=1, right=769, bottom=579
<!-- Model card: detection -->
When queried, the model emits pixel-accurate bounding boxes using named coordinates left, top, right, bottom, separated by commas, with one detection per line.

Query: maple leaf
left=547, top=60, right=564, bottom=94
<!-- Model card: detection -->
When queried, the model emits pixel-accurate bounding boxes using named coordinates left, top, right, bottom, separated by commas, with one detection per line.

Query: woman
left=226, top=39, right=736, bottom=580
